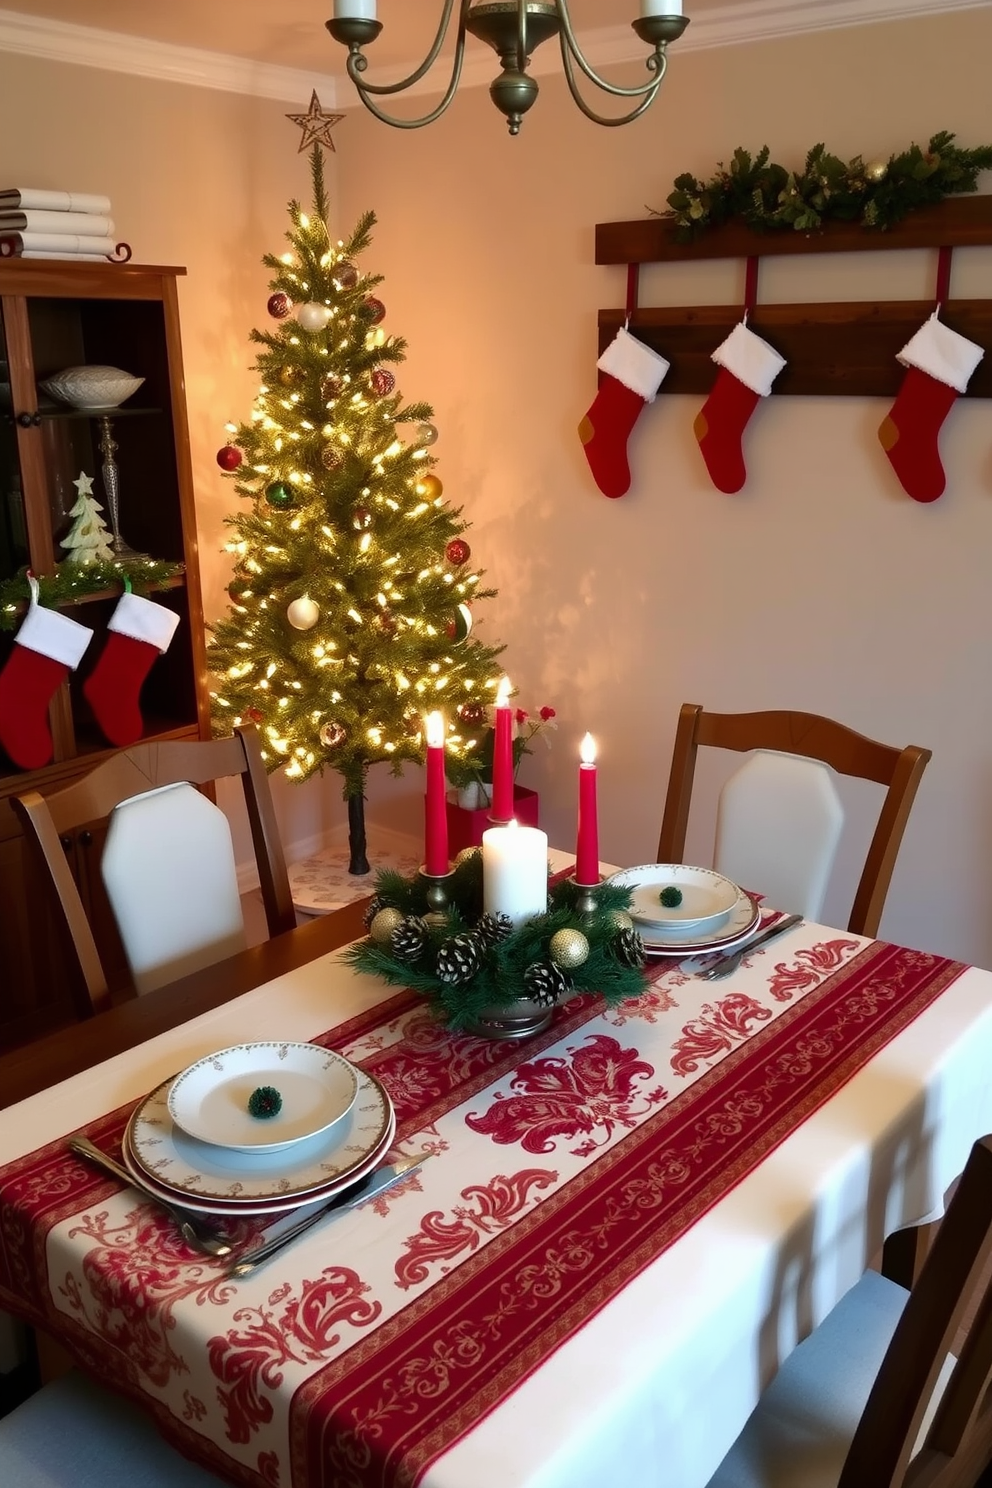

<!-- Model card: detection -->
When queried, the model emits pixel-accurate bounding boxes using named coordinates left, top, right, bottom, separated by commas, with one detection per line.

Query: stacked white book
left=0, top=189, right=119, bottom=261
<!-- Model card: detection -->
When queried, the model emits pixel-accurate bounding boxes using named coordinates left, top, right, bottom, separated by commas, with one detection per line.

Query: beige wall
left=1, top=7, right=991, bottom=960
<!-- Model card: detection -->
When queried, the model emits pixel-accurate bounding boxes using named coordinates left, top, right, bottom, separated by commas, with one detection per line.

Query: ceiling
left=0, top=0, right=738, bottom=75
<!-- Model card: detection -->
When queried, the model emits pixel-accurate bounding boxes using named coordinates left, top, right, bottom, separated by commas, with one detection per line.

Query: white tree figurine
left=61, top=471, right=114, bottom=566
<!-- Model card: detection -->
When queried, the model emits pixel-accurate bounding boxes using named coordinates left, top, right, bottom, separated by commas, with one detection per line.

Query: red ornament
left=458, top=701, right=488, bottom=726
left=321, top=444, right=344, bottom=470
left=362, top=296, right=386, bottom=324
left=333, top=261, right=359, bottom=291
left=445, top=538, right=470, bottom=566
left=216, top=444, right=243, bottom=472
left=352, top=506, right=372, bottom=530
left=243, top=706, right=263, bottom=724
left=267, top=292, right=292, bottom=319
left=370, top=368, right=395, bottom=397
left=320, top=373, right=343, bottom=401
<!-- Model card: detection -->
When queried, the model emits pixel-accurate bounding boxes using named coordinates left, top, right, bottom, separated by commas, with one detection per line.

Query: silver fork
left=68, top=1136, right=232, bottom=1259
left=699, top=914, right=804, bottom=982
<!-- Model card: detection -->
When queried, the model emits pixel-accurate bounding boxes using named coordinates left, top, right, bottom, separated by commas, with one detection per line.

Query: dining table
left=1, top=849, right=992, bottom=1488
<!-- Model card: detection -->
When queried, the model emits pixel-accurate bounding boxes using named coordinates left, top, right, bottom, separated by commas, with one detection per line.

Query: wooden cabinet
left=0, top=260, right=209, bottom=1048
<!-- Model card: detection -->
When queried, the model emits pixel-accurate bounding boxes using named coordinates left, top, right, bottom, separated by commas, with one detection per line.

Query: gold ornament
left=865, top=159, right=889, bottom=183
left=319, top=720, right=347, bottom=748
left=455, top=846, right=481, bottom=866
left=549, top=928, right=590, bottom=970
left=604, top=909, right=634, bottom=932
left=416, top=473, right=443, bottom=500
left=369, top=907, right=404, bottom=945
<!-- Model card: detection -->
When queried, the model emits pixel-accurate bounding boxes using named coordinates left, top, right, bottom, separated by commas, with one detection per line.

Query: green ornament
left=264, top=481, right=292, bottom=509
left=247, top=1085, right=282, bottom=1119
left=549, top=928, right=590, bottom=970
left=370, top=907, right=404, bottom=946
left=659, top=886, right=683, bottom=908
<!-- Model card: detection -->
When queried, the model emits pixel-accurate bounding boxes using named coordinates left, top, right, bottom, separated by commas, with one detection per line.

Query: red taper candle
left=424, top=711, right=449, bottom=875
left=491, top=676, right=514, bottom=823
left=575, top=732, right=600, bottom=885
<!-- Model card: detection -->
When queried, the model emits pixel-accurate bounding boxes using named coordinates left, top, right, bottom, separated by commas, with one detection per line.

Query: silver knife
left=227, top=1154, right=429, bottom=1279
left=700, top=912, right=804, bottom=980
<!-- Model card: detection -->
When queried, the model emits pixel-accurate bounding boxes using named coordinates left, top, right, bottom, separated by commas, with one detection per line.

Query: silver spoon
left=68, top=1135, right=232, bottom=1259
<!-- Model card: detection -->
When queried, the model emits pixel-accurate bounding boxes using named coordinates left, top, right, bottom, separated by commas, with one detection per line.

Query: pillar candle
left=482, top=819, right=549, bottom=927
left=334, top=0, right=377, bottom=17
left=423, top=711, right=449, bottom=875
left=491, top=675, right=514, bottom=823
left=575, top=732, right=600, bottom=885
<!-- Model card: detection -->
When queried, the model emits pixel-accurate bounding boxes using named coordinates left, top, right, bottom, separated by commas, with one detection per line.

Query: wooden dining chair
left=12, top=725, right=296, bottom=1018
left=0, top=1366, right=227, bottom=1485
left=657, top=705, right=931, bottom=938
left=706, top=1133, right=992, bottom=1488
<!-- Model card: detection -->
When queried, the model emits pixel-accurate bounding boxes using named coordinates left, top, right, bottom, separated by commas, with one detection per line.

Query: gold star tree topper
left=286, top=91, right=345, bottom=153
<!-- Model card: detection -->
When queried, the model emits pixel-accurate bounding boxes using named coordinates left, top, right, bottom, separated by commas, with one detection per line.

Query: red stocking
left=694, top=321, right=786, bottom=493
left=84, top=592, right=180, bottom=747
left=579, top=327, right=670, bottom=499
left=878, top=312, right=984, bottom=503
left=0, top=575, right=92, bottom=770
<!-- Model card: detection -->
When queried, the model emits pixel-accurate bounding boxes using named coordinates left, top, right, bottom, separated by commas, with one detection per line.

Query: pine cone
left=475, top=911, right=514, bottom=946
left=391, top=916, right=428, bottom=964
left=435, top=932, right=485, bottom=985
left=523, top=961, right=569, bottom=1008
left=612, top=926, right=646, bottom=969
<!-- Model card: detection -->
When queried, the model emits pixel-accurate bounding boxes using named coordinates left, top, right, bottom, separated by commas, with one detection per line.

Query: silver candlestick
left=97, top=414, right=145, bottom=559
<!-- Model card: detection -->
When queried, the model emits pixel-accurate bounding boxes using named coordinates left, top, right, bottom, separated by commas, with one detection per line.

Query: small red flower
left=539, top=706, right=556, bottom=721
left=514, top=708, right=529, bottom=725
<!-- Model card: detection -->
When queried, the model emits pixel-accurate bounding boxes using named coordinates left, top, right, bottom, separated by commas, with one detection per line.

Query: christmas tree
left=60, top=472, right=114, bottom=566
left=209, top=147, right=506, bottom=873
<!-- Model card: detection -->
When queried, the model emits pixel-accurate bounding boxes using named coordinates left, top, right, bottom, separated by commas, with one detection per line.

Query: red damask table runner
left=0, top=931, right=965, bottom=1488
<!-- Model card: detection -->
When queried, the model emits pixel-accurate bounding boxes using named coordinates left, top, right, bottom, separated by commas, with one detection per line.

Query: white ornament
left=365, top=327, right=387, bottom=349
left=287, top=594, right=320, bottom=630
left=297, top=301, right=332, bottom=332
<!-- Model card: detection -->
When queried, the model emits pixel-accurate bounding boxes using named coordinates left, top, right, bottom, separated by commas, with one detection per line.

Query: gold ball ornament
left=454, top=846, right=481, bottom=866
left=286, top=594, right=320, bottom=630
left=549, top=928, right=590, bottom=970
left=319, top=720, right=347, bottom=749
left=370, top=907, right=404, bottom=946
left=604, top=909, right=634, bottom=932
left=865, top=159, right=889, bottom=184
left=416, top=473, right=443, bottom=500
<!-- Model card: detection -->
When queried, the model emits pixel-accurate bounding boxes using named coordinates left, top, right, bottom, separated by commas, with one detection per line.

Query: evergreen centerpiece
left=208, top=148, right=507, bottom=872
left=346, top=850, right=648, bottom=1036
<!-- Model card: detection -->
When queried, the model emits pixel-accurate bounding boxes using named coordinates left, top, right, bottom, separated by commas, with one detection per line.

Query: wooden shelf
left=595, top=196, right=992, bottom=398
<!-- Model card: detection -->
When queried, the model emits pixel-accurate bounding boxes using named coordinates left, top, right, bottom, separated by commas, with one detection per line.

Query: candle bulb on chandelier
left=423, top=711, right=449, bottom=876
left=641, top=0, right=683, bottom=13
left=491, top=675, right=514, bottom=823
left=575, top=733, right=601, bottom=887
left=333, top=0, right=377, bottom=17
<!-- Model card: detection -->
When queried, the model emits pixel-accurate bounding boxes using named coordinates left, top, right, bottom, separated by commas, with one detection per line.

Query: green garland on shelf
left=0, top=559, right=184, bottom=630
left=662, top=131, right=992, bottom=241
left=345, top=849, right=648, bottom=1031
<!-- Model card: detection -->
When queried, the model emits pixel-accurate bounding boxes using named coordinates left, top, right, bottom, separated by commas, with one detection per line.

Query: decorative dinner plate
left=616, top=863, right=744, bottom=935
left=123, top=1108, right=396, bottom=1217
left=126, top=1064, right=393, bottom=1208
left=636, top=894, right=762, bottom=956
left=167, top=1041, right=359, bottom=1153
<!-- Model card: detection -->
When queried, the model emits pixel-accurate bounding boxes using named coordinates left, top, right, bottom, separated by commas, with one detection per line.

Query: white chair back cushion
left=100, top=781, right=247, bottom=995
left=715, top=751, right=844, bottom=921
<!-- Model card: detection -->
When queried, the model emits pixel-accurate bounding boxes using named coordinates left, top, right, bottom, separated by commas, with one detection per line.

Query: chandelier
left=325, top=2, right=689, bottom=136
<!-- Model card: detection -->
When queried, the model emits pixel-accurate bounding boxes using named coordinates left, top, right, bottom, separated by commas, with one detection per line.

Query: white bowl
left=39, top=364, right=144, bottom=411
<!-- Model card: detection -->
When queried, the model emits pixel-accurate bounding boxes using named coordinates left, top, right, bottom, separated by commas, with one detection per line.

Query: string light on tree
left=208, top=144, right=506, bottom=875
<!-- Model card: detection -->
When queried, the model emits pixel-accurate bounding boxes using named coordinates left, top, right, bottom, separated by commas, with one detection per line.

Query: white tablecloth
left=2, top=867, right=991, bottom=1488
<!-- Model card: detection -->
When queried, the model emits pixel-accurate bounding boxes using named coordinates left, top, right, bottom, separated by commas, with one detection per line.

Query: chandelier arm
left=343, top=0, right=467, bottom=97
left=350, top=41, right=468, bottom=129
left=556, top=0, right=669, bottom=101
left=558, top=38, right=663, bottom=126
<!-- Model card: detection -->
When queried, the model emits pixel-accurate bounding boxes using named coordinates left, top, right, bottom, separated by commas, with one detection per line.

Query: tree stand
left=347, top=792, right=370, bottom=875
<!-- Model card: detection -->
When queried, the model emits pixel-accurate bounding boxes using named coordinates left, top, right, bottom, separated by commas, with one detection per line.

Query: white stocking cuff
left=597, top=327, right=670, bottom=403
left=108, top=592, right=180, bottom=652
left=16, top=597, right=92, bottom=669
left=897, top=312, right=984, bottom=394
left=712, top=321, right=787, bottom=397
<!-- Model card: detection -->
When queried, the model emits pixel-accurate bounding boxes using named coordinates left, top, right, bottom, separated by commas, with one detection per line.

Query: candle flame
left=425, top=711, right=445, bottom=748
left=580, top=733, right=597, bottom=765
left=496, top=676, right=512, bottom=708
